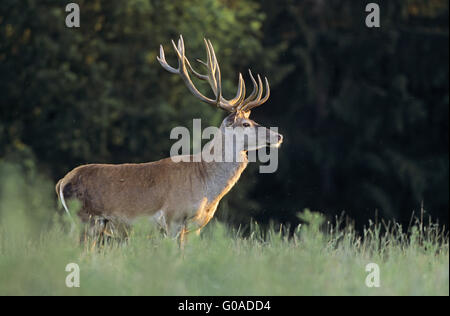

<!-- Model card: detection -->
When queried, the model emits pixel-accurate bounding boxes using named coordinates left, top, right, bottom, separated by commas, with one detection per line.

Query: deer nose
left=278, top=134, right=283, bottom=142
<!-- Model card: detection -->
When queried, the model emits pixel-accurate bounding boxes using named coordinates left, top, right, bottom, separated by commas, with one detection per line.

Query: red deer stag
left=56, top=35, right=283, bottom=241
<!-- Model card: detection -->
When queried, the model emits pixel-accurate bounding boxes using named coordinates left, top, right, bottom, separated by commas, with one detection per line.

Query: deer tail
left=56, top=179, right=75, bottom=225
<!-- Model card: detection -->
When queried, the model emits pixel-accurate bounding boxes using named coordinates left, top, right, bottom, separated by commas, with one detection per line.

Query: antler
left=157, top=35, right=270, bottom=113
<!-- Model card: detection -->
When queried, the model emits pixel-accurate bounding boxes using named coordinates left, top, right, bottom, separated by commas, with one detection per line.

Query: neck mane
left=196, top=129, right=249, bottom=201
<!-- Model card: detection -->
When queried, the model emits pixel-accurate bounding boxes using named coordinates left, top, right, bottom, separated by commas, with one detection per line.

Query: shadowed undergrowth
left=0, top=162, right=448, bottom=296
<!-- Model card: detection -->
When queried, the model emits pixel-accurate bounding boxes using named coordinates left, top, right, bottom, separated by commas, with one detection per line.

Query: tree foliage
left=254, top=0, right=449, bottom=227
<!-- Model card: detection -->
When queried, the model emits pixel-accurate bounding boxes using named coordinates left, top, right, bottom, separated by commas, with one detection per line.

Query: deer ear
left=225, top=113, right=237, bottom=126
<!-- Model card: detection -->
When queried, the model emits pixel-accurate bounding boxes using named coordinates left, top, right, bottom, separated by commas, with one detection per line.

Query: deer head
left=157, top=35, right=283, bottom=157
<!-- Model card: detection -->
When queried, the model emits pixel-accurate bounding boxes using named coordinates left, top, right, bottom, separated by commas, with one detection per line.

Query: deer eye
left=243, top=122, right=251, bottom=127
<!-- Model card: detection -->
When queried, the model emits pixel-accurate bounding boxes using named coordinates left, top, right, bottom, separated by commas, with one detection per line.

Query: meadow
left=0, top=162, right=448, bottom=296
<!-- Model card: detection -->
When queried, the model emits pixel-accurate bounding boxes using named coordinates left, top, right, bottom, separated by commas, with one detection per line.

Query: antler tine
left=228, top=73, right=246, bottom=107
left=178, top=35, right=185, bottom=55
left=239, top=74, right=263, bottom=110
left=207, top=39, right=222, bottom=101
left=185, top=58, right=208, bottom=80
left=191, top=38, right=217, bottom=97
left=237, top=70, right=258, bottom=111
left=206, top=39, right=249, bottom=110
left=241, top=76, right=270, bottom=112
left=157, top=45, right=178, bottom=74
left=255, top=75, right=264, bottom=101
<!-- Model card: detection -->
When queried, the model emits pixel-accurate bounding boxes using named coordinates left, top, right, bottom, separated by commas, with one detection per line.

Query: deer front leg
left=166, top=219, right=186, bottom=243
left=178, top=224, right=188, bottom=251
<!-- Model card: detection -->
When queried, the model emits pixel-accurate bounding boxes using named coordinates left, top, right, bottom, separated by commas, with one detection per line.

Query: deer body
left=57, top=149, right=247, bottom=236
left=56, top=35, right=282, bottom=239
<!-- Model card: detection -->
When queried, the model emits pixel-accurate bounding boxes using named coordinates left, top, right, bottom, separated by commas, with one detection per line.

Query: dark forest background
left=0, top=0, right=448, bottom=230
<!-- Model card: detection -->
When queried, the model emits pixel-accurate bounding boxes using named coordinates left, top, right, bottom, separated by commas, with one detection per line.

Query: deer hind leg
left=80, top=215, right=109, bottom=246
left=165, top=219, right=187, bottom=250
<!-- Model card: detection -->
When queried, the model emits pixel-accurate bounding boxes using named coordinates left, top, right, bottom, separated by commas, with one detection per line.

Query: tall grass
left=0, top=162, right=448, bottom=296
